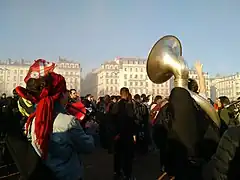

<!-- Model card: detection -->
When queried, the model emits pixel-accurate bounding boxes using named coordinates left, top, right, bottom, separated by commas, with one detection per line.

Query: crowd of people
left=0, top=58, right=240, bottom=180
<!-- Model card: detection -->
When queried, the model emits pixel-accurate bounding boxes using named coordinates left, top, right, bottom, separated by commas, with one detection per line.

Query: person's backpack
left=133, top=101, right=147, bottom=124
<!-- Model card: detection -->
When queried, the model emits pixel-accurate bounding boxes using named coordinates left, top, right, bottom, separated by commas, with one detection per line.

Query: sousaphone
left=146, top=35, right=220, bottom=127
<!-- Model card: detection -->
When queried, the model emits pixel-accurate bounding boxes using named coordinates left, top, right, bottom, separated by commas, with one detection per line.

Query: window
left=124, top=81, right=127, bottom=86
left=124, top=74, right=127, bottom=79
left=130, top=82, right=133, bottom=86
left=165, top=90, right=168, bottom=95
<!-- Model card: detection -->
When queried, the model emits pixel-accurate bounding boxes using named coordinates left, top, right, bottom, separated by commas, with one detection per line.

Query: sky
left=0, top=0, right=239, bottom=76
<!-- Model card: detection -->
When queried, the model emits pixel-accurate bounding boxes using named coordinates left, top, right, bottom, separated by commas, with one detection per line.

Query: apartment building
left=210, top=73, right=240, bottom=101
left=84, top=57, right=171, bottom=98
left=0, top=57, right=81, bottom=95
left=55, top=57, right=81, bottom=93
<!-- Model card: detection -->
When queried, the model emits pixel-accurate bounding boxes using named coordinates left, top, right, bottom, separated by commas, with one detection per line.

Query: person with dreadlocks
left=16, top=59, right=94, bottom=180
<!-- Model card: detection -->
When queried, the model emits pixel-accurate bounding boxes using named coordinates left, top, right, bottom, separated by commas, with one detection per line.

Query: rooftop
left=0, top=57, right=79, bottom=66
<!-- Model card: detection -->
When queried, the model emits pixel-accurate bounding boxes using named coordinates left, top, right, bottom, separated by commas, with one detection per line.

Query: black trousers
left=113, top=138, right=134, bottom=177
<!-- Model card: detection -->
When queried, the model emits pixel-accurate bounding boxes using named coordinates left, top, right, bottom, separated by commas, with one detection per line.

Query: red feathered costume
left=15, top=59, right=86, bottom=158
left=18, top=59, right=86, bottom=120
left=16, top=72, right=67, bottom=159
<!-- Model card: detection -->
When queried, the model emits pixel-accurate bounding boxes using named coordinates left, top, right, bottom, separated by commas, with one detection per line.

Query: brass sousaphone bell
left=146, top=35, right=220, bottom=127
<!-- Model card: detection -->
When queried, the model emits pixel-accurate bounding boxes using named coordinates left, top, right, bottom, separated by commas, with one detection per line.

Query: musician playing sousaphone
left=148, top=35, right=221, bottom=179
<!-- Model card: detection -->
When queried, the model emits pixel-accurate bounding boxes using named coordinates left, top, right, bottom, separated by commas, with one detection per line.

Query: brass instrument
left=225, top=99, right=240, bottom=109
left=224, top=100, right=240, bottom=121
left=146, top=35, right=221, bottom=128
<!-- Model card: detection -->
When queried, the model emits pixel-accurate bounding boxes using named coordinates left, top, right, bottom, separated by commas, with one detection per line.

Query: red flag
left=24, top=59, right=56, bottom=83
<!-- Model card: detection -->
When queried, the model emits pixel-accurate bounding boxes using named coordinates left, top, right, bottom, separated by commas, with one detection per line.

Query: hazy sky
left=0, top=0, right=239, bottom=76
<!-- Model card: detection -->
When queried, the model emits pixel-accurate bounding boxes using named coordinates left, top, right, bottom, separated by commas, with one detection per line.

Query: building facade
left=86, top=57, right=171, bottom=98
left=0, top=57, right=81, bottom=95
left=210, top=73, right=240, bottom=101
left=54, top=57, right=81, bottom=93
